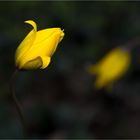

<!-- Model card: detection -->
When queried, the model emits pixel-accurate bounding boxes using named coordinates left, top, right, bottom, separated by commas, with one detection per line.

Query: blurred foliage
left=1, top=1, right=140, bottom=138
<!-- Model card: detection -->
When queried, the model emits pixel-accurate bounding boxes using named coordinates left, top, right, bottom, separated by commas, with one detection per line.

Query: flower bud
left=88, top=47, right=130, bottom=89
left=15, top=20, right=64, bottom=70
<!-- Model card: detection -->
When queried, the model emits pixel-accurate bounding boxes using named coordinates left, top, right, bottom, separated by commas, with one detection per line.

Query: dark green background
left=0, top=1, right=140, bottom=138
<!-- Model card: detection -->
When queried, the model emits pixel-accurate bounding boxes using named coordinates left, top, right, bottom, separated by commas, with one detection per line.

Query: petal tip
left=24, top=20, right=37, bottom=31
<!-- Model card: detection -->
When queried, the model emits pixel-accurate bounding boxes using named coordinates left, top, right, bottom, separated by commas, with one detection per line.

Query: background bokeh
left=1, top=1, right=140, bottom=138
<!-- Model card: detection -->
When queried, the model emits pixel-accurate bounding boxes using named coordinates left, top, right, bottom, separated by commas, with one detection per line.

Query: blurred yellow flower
left=88, top=47, right=131, bottom=89
left=15, top=20, right=64, bottom=70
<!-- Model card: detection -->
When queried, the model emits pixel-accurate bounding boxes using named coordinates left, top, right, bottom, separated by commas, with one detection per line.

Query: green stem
left=10, top=68, right=28, bottom=137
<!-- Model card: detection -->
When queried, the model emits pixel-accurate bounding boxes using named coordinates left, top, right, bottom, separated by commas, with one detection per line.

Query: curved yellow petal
left=15, top=20, right=37, bottom=67
left=40, top=56, right=51, bottom=69
left=24, top=20, right=37, bottom=31
left=21, top=56, right=42, bottom=70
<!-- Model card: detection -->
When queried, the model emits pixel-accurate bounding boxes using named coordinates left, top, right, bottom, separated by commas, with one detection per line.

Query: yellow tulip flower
left=88, top=47, right=131, bottom=89
left=15, top=20, right=64, bottom=70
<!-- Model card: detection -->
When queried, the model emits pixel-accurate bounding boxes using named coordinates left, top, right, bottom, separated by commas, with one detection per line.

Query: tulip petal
left=22, top=56, right=43, bottom=70
left=33, top=28, right=62, bottom=46
left=23, top=30, right=63, bottom=59
left=40, top=56, right=51, bottom=69
left=15, top=20, right=37, bottom=66
left=24, top=20, right=37, bottom=31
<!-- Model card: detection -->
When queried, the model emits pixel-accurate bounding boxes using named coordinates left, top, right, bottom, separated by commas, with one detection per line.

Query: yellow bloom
left=88, top=47, right=131, bottom=89
left=15, top=20, right=64, bottom=70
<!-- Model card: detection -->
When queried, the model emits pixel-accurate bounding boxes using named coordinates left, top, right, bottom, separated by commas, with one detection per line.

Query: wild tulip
left=88, top=47, right=131, bottom=89
left=15, top=20, right=64, bottom=70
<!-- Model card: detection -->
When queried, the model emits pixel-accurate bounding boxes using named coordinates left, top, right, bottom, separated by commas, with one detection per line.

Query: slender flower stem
left=10, top=68, right=28, bottom=137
